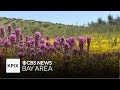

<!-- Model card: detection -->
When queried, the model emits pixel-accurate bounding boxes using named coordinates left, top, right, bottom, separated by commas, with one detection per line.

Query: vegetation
left=0, top=15, right=120, bottom=78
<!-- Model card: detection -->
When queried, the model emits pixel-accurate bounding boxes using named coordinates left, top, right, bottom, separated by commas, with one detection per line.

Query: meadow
left=0, top=17, right=120, bottom=78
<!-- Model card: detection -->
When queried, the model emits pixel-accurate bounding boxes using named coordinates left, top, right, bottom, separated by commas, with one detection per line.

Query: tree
left=98, top=18, right=102, bottom=24
left=116, top=16, right=120, bottom=23
left=108, top=15, right=114, bottom=24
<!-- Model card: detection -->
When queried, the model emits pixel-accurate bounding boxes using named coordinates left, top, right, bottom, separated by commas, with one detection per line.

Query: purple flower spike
left=15, top=28, right=21, bottom=34
left=18, top=46, right=24, bottom=52
left=4, top=40, right=11, bottom=47
left=19, top=40, right=24, bottom=46
left=0, top=26, right=5, bottom=38
left=87, top=36, right=91, bottom=53
left=66, top=37, right=76, bottom=47
left=9, top=34, right=16, bottom=44
left=78, top=36, right=86, bottom=45
left=64, top=42, right=71, bottom=50
left=57, top=38, right=61, bottom=43
left=40, top=38, right=45, bottom=44
left=15, top=28, right=21, bottom=31
left=8, top=24, right=12, bottom=30
left=31, top=39, right=35, bottom=44
left=55, top=45, right=60, bottom=51
left=34, top=32, right=41, bottom=50
left=49, top=45, right=55, bottom=52
left=30, top=48, right=35, bottom=53
left=38, top=49, right=43, bottom=55
left=78, top=36, right=86, bottom=56
left=46, top=41, right=51, bottom=47
left=8, top=24, right=12, bottom=34
left=87, top=36, right=91, bottom=45
left=54, top=40, right=60, bottom=46
left=17, top=52, right=24, bottom=59
left=0, top=26, right=5, bottom=32
left=30, top=48, right=36, bottom=57
left=73, top=48, right=79, bottom=55
left=27, top=40, right=32, bottom=47
left=61, top=36, right=65, bottom=43
left=15, top=28, right=21, bottom=41
left=39, top=44, right=47, bottom=50
left=34, top=32, right=41, bottom=38
left=70, top=37, right=76, bottom=43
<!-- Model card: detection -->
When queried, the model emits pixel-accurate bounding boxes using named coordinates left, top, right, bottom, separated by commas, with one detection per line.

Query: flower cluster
left=0, top=24, right=92, bottom=60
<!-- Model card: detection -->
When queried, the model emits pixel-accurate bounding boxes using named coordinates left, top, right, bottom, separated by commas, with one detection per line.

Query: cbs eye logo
left=6, top=59, right=20, bottom=73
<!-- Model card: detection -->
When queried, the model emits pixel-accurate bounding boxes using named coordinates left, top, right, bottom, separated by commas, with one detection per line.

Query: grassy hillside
left=0, top=17, right=120, bottom=39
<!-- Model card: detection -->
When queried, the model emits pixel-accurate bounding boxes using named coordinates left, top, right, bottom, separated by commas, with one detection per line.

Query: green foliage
left=0, top=16, right=120, bottom=39
left=0, top=16, right=120, bottom=78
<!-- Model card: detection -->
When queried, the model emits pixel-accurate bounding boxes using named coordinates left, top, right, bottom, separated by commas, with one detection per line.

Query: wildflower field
left=0, top=17, right=120, bottom=78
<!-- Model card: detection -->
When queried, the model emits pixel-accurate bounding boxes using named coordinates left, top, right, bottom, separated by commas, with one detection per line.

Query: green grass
left=0, top=17, right=120, bottom=39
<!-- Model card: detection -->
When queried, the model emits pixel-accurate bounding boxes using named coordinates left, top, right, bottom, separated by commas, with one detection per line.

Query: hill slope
left=0, top=17, right=120, bottom=38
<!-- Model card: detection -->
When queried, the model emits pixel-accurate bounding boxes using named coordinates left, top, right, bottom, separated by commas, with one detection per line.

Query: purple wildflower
left=8, top=24, right=12, bottom=30
left=67, top=37, right=76, bottom=47
left=87, top=36, right=91, bottom=53
left=78, top=36, right=86, bottom=45
left=15, top=28, right=21, bottom=36
left=57, top=38, right=61, bottom=43
left=0, top=26, right=5, bottom=38
left=87, top=36, right=91, bottom=45
left=64, top=42, right=71, bottom=50
left=30, top=48, right=36, bottom=57
left=54, top=39, right=60, bottom=46
left=70, top=37, right=76, bottom=44
left=34, top=32, right=41, bottom=39
left=38, top=44, right=47, bottom=50
left=66, top=38, right=71, bottom=47
left=30, top=48, right=35, bottom=53
left=78, top=36, right=86, bottom=56
left=9, top=34, right=16, bottom=44
left=55, top=45, right=60, bottom=51
left=46, top=41, right=51, bottom=47
left=27, top=40, right=32, bottom=48
left=19, top=40, right=24, bottom=44
left=38, top=49, right=44, bottom=55
left=17, top=52, right=24, bottom=59
left=31, top=39, right=35, bottom=45
left=20, top=34, right=23, bottom=40
left=61, top=36, right=65, bottom=44
left=73, top=48, right=79, bottom=55
left=4, top=40, right=11, bottom=47
left=40, top=38, right=45, bottom=44
left=15, top=28, right=21, bottom=41
left=18, top=46, right=24, bottom=52
left=0, top=38, right=4, bottom=46
left=8, top=24, right=12, bottom=36
left=49, top=45, right=55, bottom=52
left=34, top=32, right=41, bottom=50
